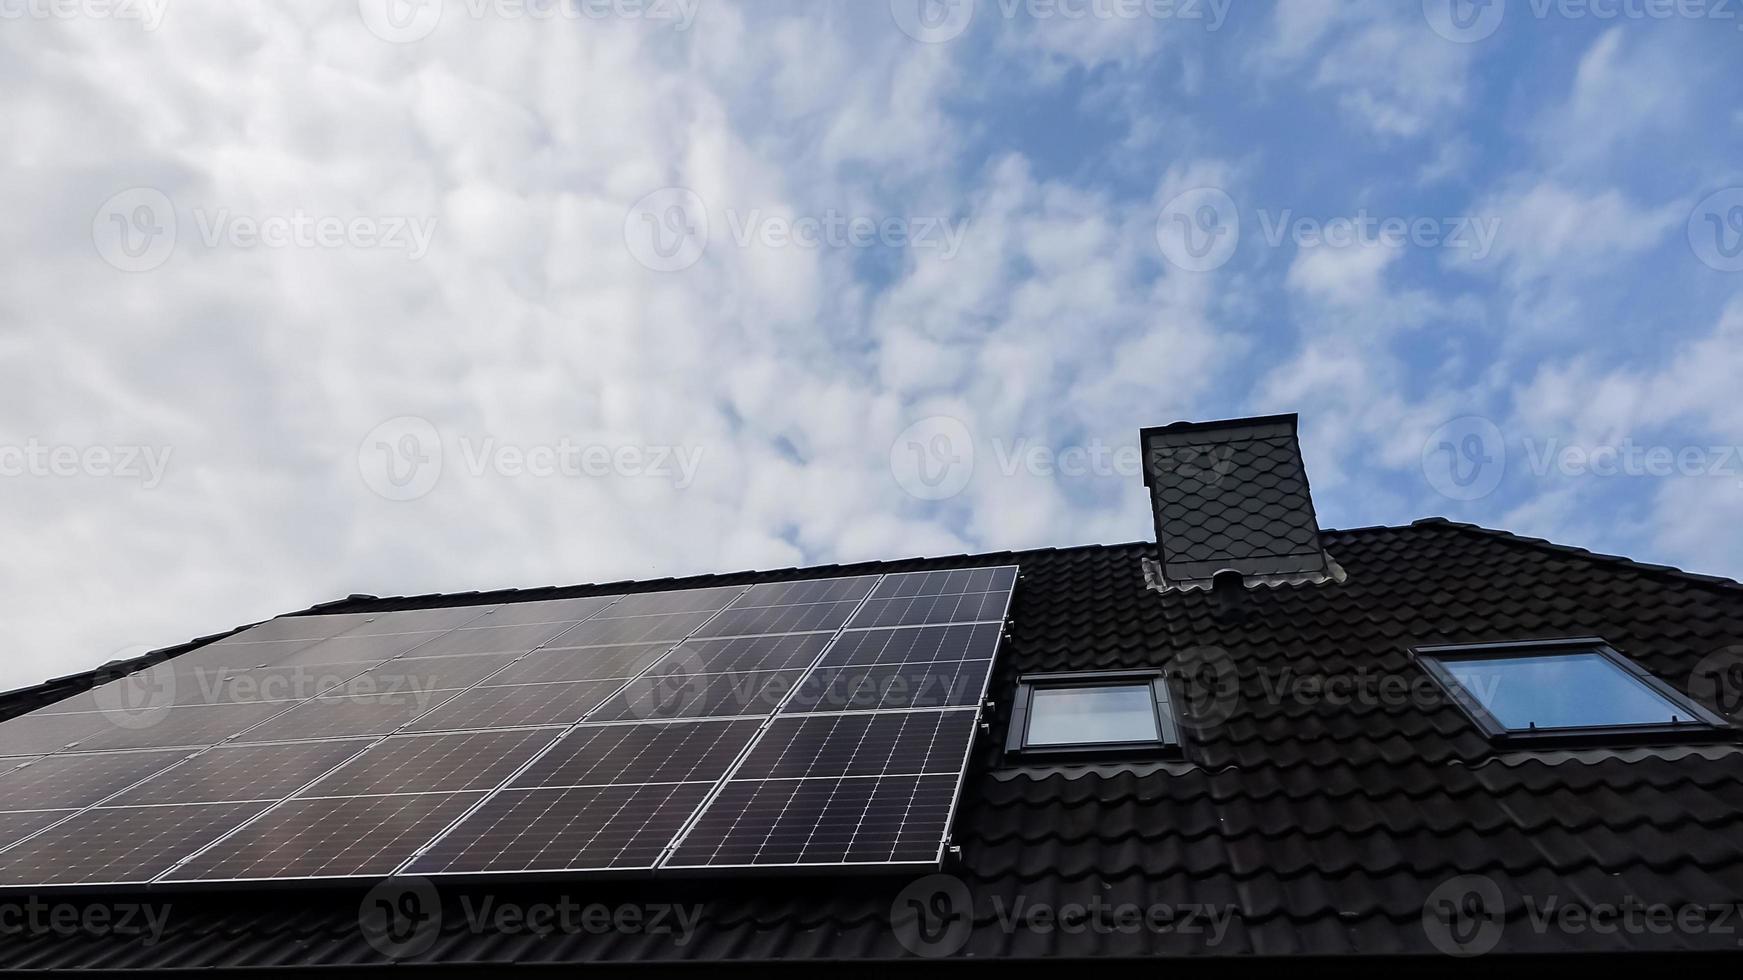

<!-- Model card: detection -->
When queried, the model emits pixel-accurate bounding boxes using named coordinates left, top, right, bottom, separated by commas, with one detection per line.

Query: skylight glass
left=1443, top=651, right=1691, bottom=731
left=1026, top=684, right=1160, bottom=746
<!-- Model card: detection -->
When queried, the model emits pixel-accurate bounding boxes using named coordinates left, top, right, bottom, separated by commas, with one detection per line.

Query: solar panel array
left=0, top=566, right=1017, bottom=886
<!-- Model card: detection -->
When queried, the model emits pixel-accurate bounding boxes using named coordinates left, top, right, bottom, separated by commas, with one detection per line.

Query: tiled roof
left=0, top=518, right=1740, bottom=969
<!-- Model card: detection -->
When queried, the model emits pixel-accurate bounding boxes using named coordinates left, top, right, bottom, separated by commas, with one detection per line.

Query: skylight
left=1415, top=639, right=1728, bottom=744
left=1006, top=670, right=1181, bottom=756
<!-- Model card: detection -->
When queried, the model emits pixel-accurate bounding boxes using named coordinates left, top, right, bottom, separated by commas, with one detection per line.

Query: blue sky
left=0, top=0, right=1740, bottom=688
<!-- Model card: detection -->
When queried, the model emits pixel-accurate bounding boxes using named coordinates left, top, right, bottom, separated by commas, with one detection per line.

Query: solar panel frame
left=657, top=565, right=1017, bottom=873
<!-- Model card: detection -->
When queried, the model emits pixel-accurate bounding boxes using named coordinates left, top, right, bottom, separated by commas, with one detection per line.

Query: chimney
left=1139, top=413, right=1342, bottom=592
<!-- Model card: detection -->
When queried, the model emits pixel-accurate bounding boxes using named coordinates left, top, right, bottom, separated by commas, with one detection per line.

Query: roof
left=2, top=518, right=1742, bottom=971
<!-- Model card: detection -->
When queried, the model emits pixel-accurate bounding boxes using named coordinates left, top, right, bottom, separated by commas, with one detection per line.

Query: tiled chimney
left=1139, top=413, right=1341, bottom=592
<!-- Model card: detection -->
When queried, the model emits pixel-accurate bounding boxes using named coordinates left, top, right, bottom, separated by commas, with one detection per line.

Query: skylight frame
left=1004, top=669, right=1181, bottom=758
left=1413, top=637, right=1732, bottom=747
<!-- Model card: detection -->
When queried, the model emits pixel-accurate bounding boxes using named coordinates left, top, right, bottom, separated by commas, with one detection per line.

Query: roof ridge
left=1409, top=516, right=1743, bottom=594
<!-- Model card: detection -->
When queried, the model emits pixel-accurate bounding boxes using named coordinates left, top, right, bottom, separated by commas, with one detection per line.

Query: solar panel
left=334, top=653, right=519, bottom=696
left=0, top=564, right=1016, bottom=886
left=735, top=576, right=882, bottom=606
left=232, top=691, right=462, bottom=743
left=665, top=633, right=834, bottom=673
left=0, top=749, right=189, bottom=809
left=163, top=792, right=484, bottom=882
left=782, top=660, right=991, bottom=713
left=395, top=622, right=583, bottom=659
left=818, top=623, right=1004, bottom=666
left=271, top=631, right=452, bottom=667
left=464, top=595, right=621, bottom=627
left=303, top=729, right=563, bottom=796
left=587, top=670, right=804, bottom=722
left=596, top=587, right=745, bottom=618
left=108, top=740, right=371, bottom=805
left=219, top=613, right=375, bottom=644
left=691, top=600, right=868, bottom=638
left=180, top=661, right=380, bottom=705
left=0, top=802, right=270, bottom=887
left=72, top=700, right=303, bottom=752
left=660, top=565, right=1016, bottom=872
left=402, top=680, right=624, bottom=733
left=729, top=709, right=977, bottom=780
left=0, top=809, right=74, bottom=851
left=405, top=783, right=711, bottom=875
left=480, top=643, right=673, bottom=686
left=513, top=719, right=762, bottom=788
left=327, top=606, right=494, bottom=635
left=554, top=611, right=719, bottom=648
left=152, top=637, right=324, bottom=673
left=844, top=567, right=1017, bottom=629
left=663, top=775, right=958, bottom=868
left=0, top=712, right=113, bottom=756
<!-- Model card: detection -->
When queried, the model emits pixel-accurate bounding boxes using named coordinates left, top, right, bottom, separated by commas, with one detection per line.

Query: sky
left=0, top=0, right=1740, bottom=690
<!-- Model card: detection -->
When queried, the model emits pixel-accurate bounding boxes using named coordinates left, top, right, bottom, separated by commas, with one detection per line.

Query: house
left=1, top=414, right=1740, bottom=973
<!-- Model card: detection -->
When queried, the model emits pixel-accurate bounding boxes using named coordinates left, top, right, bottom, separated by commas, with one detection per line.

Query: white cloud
left=1250, top=5, right=1471, bottom=138
left=1466, top=180, right=1682, bottom=286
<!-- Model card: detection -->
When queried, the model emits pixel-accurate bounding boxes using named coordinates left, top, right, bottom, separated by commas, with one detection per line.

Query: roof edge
left=1412, top=516, right=1743, bottom=595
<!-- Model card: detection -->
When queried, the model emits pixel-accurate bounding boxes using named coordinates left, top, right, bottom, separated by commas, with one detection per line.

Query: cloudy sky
left=1, top=0, right=1739, bottom=690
